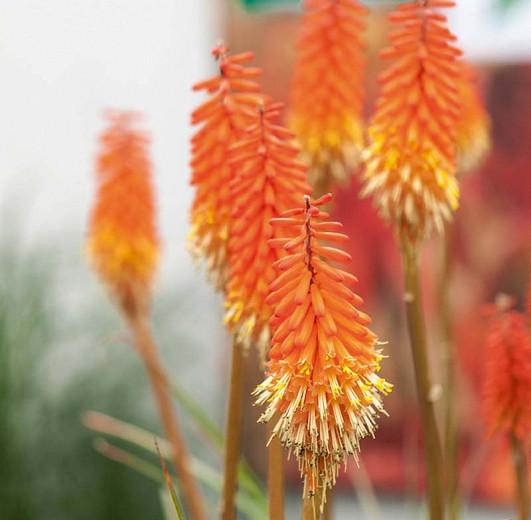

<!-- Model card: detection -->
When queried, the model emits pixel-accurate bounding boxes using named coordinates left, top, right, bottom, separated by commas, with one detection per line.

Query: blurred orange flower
left=254, top=194, right=392, bottom=503
left=87, top=111, right=159, bottom=317
left=224, top=102, right=311, bottom=349
left=289, top=0, right=367, bottom=189
left=456, top=62, right=491, bottom=174
left=189, top=44, right=262, bottom=290
left=362, top=0, right=462, bottom=241
left=483, top=299, right=531, bottom=441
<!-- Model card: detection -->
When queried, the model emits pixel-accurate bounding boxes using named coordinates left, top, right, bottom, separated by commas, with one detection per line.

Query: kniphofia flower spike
left=289, top=0, right=367, bottom=190
left=254, top=194, right=392, bottom=506
left=224, top=102, right=312, bottom=350
left=483, top=296, right=531, bottom=441
left=456, top=62, right=491, bottom=174
left=87, top=111, right=159, bottom=318
left=190, top=44, right=262, bottom=290
left=362, top=0, right=462, bottom=241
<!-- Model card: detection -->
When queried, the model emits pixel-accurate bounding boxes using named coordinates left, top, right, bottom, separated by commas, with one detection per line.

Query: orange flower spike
left=224, top=102, right=312, bottom=349
left=189, top=44, right=263, bottom=290
left=87, top=111, right=159, bottom=318
left=289, top=0, right=368, bottom=188
left=456, top=62, right=491, bottom=174
left=362, top=0, right=462, bottom=240
left=254, top=194, right=392, bottom=502
left=483, top=299, right=531, bottom=441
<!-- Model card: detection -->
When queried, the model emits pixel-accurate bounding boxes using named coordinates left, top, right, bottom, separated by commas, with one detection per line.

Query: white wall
left=0, top=0, right=221, bottom=285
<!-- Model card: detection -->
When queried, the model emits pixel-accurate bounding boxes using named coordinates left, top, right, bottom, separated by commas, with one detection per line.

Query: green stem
left=510, top=432, right=529, bottom=520
left=401, top=238, right=445, bottom=520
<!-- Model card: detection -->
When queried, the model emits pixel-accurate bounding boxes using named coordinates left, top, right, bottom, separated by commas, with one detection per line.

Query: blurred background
left=1, top=0, right=530, bottom=518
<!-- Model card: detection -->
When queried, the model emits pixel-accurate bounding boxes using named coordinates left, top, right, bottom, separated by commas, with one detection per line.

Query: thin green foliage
left=155, top=438, right=185, bottom=520
left=84, top=411, right=267, bottom=519
left=170, top=380, right=265, bottom=504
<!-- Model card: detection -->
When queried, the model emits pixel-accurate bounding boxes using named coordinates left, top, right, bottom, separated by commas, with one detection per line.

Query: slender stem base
left=439, top=230, right=459, bottom=520
left=220, top=338, right=245, bottom=520
left=302, top=484, right=324, bottom=520
left=268, top=426, right=285, bottom=520
left=510, top=432, right=529, bottom=520
left=401, top=238, right=445, bottom=520
left=129, top=313, right=207, bottom=520
left=322, top=489, right=333, bottom=520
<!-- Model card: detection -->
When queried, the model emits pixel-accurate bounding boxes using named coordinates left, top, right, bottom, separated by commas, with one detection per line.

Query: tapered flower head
left=189, top=44, right=262, bottom=290
left=289, top=0, right=367, bottom=190
left=224, top=102, right=312, bottom=349
left=254, top=194, right=392, bottom=504
left=483, top=297, right=531, bottom=441
left=456, top=62, right=491, bottom=174
left=362, top=0, right=462, bottom=241
left=87, top=111, right=159, bottom=317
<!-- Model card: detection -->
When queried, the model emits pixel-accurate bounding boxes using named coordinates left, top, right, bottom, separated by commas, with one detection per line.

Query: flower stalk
left=510, top=431, right=529, bottom=520
left=128, top=312, right=207, bottom=520
left=220, top=338, right=245, bottom=520
left=267, top=423, right=284, bottom=520
left=401, top=236, right=445, bottom=520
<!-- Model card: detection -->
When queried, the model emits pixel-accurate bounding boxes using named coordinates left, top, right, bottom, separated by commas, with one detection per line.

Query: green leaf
left=84, top=412, right=267, bottom=519
left=169, top=381, right=266, bottom=504
left=155, top=438, right=185, bottom=520
left=237, top=0, right=298, bottom=11
left=498, top=0, right=523, bottom=10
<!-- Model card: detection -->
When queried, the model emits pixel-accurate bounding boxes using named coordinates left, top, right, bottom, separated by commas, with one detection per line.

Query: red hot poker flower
left=254, top=194, right=392, bottom=503
left=456, top=62, right=491, bottom=174
left=87, top=111, right=159, bottom=317
left=289, top=0, right=368, bottom=189
left=190, top=44, right=262, bottom=290
left=224, top=102, right=312, bottom=350
left=483, top=300, right=531, bottom=441
left=362, top=0, right=462, bottom=241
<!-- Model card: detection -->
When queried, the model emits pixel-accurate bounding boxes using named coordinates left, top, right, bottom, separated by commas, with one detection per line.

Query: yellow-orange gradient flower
left=289, top=0, right=367, bottom=189
left=190, top=44, right=262, bottom=290
left=456, top=62, right=491, bottom=174
left=87, top=111, right=159, bottom=317
left=362, top=0, right=462, bottom=240
left=483, top=300, right=531, bottom=441
left=254, top=194, right=392, bottom=502
left=224, top=102, right=312, bottom=349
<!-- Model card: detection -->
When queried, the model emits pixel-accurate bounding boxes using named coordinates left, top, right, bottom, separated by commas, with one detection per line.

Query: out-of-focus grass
left=0, top=228, right=163, bottom=519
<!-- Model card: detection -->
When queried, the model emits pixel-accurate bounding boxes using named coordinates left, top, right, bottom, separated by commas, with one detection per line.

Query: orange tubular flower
left=224, top=102, right=312, bottom=349
left=190, top=44, right=262, bottom=290
left=362, top=0, right=462, bottom=241
left=87, top=111, right=159, bottom=317
left=483, top=300, right=531, bottom=441
left=289, top=0, right=367, bottom=189
left=456, top=62, right=491, bottom=174
left=254, top=194, right=392, bottom=503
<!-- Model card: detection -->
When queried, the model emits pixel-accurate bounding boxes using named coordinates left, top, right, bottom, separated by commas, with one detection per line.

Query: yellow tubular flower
left=87, top=111, right=159, bottom=318
left=456, top=62, right=491, bottom=175
left=361, top=1, right=462, bottom=241
left=289, top=0, right=367, bottom=191
left=254, top=194, right=392, bottom=509
left=189, top=44, right=262, bottom=291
